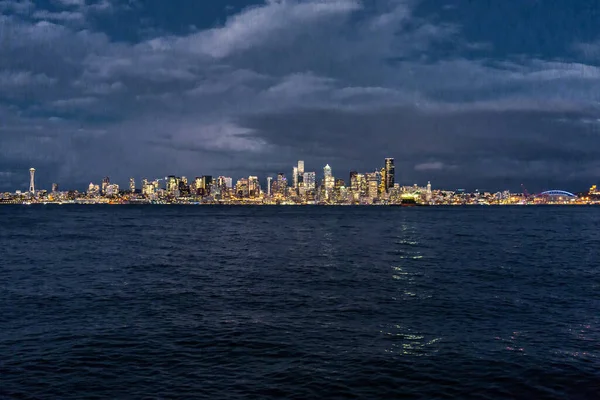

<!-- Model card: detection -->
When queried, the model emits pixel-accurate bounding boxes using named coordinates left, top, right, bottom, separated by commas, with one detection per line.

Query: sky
left=1, top=0, right=599, bottom=193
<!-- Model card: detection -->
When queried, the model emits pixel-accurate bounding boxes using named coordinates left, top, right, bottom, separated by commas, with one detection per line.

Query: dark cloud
left=1, top=0, right=600, bottom=192
left=240, top=106, right=600, bottom=192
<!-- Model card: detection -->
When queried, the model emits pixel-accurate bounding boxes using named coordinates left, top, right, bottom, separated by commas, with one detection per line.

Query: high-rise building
left=384, top=158, right=395, bottom=192
left=201, top=176, right=213, bottom=196
left=166, top=176, right=178, bottom=194
left=267, top=177, right=273, bottom=196
left=52, top=183, right=59, bottom=193
left=366, top=172, right=379, bottom=202
left=129, top=178, right=135, bottom=193
left=303, top=172, right=316, bottom=191
left=235, top=178, right=249, bottom=198
left=323, top=164, right=335, bottom=199
left=298, top=160, right=304, bottom=175
left=106, top=183, right=120, bottom=197
left=426, top=181, right=432, bottom=203
left=379, top=167, right=386, bottom=195
left=101, top=176, right=110, bottom=195
left=248, top=176, right=260, bottom=198
left=28, top=168, right=36, bottom=194
left=275, top=173, right=287, bottom=196
left=292, top=166, right=298, bottom=189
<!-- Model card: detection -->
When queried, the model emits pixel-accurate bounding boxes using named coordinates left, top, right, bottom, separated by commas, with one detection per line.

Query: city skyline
left=6, top=161, right=599, bottom=196
left=4, top=155, right=600, bottom=206
left=2, top=1, right=600, bottom=192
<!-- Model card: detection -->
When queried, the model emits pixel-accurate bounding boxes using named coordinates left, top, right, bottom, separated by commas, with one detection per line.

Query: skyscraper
left=298, top=160, right=304, bottom=175
left=426, top=181, right=432, bottom=203
left=129, top=178, right=135, bottom=193
left=323, top=164, right=334, bottom=199
left=102, top=176, right=110, bottom=195
left=384, top=158, right=395, bottom=192
left=267, top=177, right=273, bottom=196
left=52, top=183, right=59, bottom=193
left=303, top=172, right=316, bottom=191
left=248, top=176, right=260, bottom=198
left=293, top=166, right=298, bottom=189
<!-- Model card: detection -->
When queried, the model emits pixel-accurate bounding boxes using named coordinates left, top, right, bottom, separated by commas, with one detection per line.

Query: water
left=1, top=206, right=599, bottom=399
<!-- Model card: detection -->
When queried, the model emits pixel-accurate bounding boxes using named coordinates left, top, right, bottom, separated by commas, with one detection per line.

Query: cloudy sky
left=1, top=0, right=599, bottom=192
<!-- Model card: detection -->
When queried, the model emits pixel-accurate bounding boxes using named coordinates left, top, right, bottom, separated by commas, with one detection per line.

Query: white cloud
left=177, top=0, right=361, bottom=58
left=32, top=10, right=85, bottom=21
left=0, top=71, right=57, bottom=87
left=414, top=162, right=448, bottom=171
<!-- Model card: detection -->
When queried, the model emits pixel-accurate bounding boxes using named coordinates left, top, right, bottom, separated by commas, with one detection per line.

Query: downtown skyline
left=4, top=156, right=600, bottom=206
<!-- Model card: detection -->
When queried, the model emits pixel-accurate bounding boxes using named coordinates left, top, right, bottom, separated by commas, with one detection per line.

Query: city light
left=1, top=160, right=598, bottom=206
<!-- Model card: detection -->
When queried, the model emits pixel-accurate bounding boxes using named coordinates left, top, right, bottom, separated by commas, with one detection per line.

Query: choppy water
left=1, top=205, right=599, bottom=399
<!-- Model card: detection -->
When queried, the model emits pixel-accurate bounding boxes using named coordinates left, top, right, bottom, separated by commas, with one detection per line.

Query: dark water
left=1, top=206, right=599, bottom=399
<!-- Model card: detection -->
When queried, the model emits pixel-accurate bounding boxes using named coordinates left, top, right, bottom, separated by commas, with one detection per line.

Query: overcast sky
left=1, top=0, right=599, bottom=192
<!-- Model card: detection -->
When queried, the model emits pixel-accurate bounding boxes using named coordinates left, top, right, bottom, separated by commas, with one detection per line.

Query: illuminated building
left=142, top=179, right=154, bottom=196
left=426, top=181, right=432, bottom=202
left=357, top=173, right=367, bottom=198
left=29, top=168, right=36, bottom=194
left=293, top=166, right=298, bottom=189
left=384, top=158, right=395, bottom=192
left=193, top=177, right=202, bottom=194
left=297, top=161, right=304, bottom=193
left=303, top=172, right=316, bottom=191
left=248, top=176, right=260, bottom=198
left=52, top=183, right=59, bottom=193
left=106, top=184, right=119, bottom=197
left=166, top=176, right=178, bottom=195
left=379, top=167, right=386, bottom=196
left=178, top=180, right=190, bottom=197
left=366, top=172, right=379, bottom=202
left=88, top=182, right=100, bottom=196
left=102, top=176, right=110, bottom=195
left=274, top=173, right=287, bottom=196
left=235, top=178, right=249, bottom=198
left=267, top=177, right=273, bottom=196
left=129, top=178, right=135, bottom=193
left=323, top=164, right=334, bottom=199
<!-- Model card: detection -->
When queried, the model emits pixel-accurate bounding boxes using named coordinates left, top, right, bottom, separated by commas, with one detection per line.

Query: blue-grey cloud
left=0, top=0, right=599, bottom=192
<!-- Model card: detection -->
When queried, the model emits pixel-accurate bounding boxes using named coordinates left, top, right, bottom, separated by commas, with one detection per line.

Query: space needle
left=29, top=168, right=36, bottom=194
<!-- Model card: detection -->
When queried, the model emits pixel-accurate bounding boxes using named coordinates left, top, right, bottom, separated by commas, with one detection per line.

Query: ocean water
left=1, top=205, right=599, bottom=399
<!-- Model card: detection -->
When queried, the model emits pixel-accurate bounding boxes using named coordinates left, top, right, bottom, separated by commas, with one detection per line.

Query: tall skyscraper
left=323, top=164, right=334, bottom=198
left=276, top=173, right=287, bottom=196
left=293, top=166, right=298, bottom=189
left=52, top=183, right=59, bottom=193
left=298, top=160, right=304, bottom=175
left=166, top=176, right=178, bottom=194
left=303, top=172, right=316, bottom=191
left=129, top=178, right=135, bottom=193
left=426, top=181, right=432, bottom=202
left=384, top=158, right=395, bottom=192
left=248, top=176, right=260, bottom=198
left=267, top=177, right=273, bottom=196
left=29, top=168, right=35, bottom=194
left=102, top=176, right=110, bottom=195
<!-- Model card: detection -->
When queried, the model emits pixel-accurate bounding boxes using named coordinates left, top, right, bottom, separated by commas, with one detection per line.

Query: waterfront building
left=129, top=178, right=135, bottom=193
left=52, top=183, right=59, bottom=193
